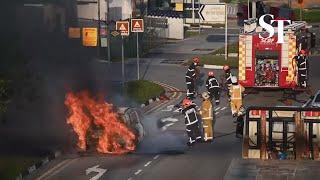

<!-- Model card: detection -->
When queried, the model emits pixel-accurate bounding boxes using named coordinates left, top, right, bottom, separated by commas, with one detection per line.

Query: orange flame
left=65, top=91, right=136, bottom=154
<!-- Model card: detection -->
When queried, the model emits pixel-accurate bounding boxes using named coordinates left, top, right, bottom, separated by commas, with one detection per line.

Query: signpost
left=82, top=28, right=98, bottom=47
left=198, top=4, right=228, bottom=60
left=68, top=27, right=81, bottom=38
left=131, top=19, right=144, bottom=80
left=116, top=21, right=130, bottom=86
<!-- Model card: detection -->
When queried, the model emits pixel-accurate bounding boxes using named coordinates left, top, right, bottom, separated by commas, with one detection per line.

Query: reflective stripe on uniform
left=202, top=117, right=213, bottom=120
left=186, top=120, right=198, bottom=126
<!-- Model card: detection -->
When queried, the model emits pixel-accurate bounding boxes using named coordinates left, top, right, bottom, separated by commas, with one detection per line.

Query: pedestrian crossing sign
left=116, top=21, right=129, bottom=36
left=131, top=19, right=144, bottom=33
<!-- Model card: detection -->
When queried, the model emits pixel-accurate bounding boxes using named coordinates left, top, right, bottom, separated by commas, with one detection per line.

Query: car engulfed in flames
left=64, top=90, right=144, bottom=155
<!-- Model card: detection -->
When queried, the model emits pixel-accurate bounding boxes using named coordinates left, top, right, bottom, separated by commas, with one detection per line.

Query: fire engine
left=238, top=19, right=315, bottom=91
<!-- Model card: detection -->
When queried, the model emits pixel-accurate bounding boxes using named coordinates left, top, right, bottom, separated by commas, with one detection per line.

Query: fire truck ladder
left=284, top=21, right=307, bottom=31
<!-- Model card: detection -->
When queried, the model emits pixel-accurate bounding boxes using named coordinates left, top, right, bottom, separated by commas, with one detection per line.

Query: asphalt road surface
left=16, top=27, right=319, bottom=180
left=25, top=53, right=320, bottom=180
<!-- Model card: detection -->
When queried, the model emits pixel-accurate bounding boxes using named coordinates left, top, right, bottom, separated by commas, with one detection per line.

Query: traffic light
left=298, top=0, right=303, bottom=4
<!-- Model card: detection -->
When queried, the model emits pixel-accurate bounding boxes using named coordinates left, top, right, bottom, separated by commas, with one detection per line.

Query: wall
left=168, top=18, right=184, bottom=39
left=77, top=0, right=107, bottom=20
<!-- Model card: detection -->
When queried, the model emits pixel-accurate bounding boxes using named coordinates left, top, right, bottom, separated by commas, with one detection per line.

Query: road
left=19, top=27, right=320, bottom=180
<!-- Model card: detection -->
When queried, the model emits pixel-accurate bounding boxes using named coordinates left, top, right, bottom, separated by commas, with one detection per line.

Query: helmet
left=202, top=92, right=210, bottom=100
left=208, top=71, right=214, bottom=77
left=182, top=98, right=192, bottom=108
left=231, top=76, right=238, bottom=84
left=223, top=65, right=230, bottom=71
left=193, top=57, right=200, bottom=64
left=299, top=49, right=307, bottom=55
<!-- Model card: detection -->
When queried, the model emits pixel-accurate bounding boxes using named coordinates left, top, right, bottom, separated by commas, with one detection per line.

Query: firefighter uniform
left=206, top=75, right=220, bottom=105
left=200, top=92, right=214, bottom=141
left=230, top=77, right=245, bottom=116
left=223, top=66, right=233, bottom=100
left=182, top=99, right=202, bottom=145
left=186, top=63, right=197, bottom=99
left=295, top=54, right=308, bottom=88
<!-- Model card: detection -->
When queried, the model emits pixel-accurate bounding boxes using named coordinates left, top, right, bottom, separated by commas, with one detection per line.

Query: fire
left=65, top=91, right=136, bottom=154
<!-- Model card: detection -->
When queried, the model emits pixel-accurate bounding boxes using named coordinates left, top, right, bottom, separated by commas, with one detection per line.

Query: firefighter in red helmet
left=206, top=71, right=220, bottom=105
left=185, top=57, right=201, bottom=99
left=181, top=98, right=202, bottom=146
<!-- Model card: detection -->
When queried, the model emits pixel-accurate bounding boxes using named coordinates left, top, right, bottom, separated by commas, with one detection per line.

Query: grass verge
left=125, top=80, right=165, bottom=104
left=212, top=42, right=239, bottom=55
left=185, top=31, right=200, bottom=38
left=294, top=8, right=320, bottom=23
left=199, top=55, right=239, bottom=68
left=0, top=156, right=42, bottom=180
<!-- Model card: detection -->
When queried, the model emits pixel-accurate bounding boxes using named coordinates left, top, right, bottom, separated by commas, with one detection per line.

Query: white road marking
left=161, top=105, right=174, bottom=112
left=134, top=169, right=142, bottom=175
left=128, top=178, right=133, bottom=180
left=144, top=161, right=152, bottom=167
left=39, top=158, right=78, bottom=180
left=86, top=165, right=107, bottom=180
left=161, top=122, right=175, bottom=131
left=161, top=117, right=179, bottom=123
left=153, top=155, right=160, bottom=160
left=221, top=107, right=227, bottom=111
left=215, top=112, right=220, bottom=115
left=215, top=107, right=221, bottom=111
left=37, top=159, right=72, bottom=180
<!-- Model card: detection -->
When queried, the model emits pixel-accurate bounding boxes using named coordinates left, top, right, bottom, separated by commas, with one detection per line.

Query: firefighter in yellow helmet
left=229, top=76, right=245, bottom=117
left=199, top=92, right=214, bottom=142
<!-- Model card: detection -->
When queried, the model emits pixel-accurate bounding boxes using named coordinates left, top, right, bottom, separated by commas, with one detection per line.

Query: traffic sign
left=82, top=28, right=97, bottom=47
left=131, top=19, right=144, bottom=33
left=68, top=27, right=80, bottom=38
left=116, top=21, right=129, bottom=36
left=198, top=4, right=226, bottom=23
left=111, top=31, right=120, bottom=37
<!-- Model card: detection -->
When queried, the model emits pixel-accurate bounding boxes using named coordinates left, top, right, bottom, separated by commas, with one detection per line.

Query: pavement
left=4, top=27, right=320, bottom=180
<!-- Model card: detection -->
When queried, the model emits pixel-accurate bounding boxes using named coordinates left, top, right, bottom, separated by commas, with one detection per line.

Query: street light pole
left=97, top=0, right=101, bottom=58
left=106, top=0, right=111, bottom=64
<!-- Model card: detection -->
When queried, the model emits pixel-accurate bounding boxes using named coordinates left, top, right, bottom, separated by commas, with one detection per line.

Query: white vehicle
left=303, top=90, right=320, bottom=108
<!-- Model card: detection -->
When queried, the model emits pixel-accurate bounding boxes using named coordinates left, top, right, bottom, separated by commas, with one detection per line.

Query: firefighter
left=199, top=92, right=214, bottom=142
left=181, top=98, right=202, bottom=146
left=235, top=106, right=245, bottom=138
left=229, top=76, right=245, bottom=117
left=223, top=65, right=233, bottom=101
left=294, top=49, right=308, bottom=88
left=185, top=57, right=200, bottom=99
left=206, top=71, right=220, bottom=105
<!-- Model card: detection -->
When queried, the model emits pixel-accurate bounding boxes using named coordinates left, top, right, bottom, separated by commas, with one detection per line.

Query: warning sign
left=131, top=19, right=144, bottom=33
left=116, top=21, right=129, bottom=36
left=82, top=28, right=97, bottom=47
left=68, top=27, right=81, bottom=38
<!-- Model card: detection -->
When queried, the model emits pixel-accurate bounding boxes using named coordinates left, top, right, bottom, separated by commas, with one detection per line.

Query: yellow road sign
left=176, top=3, right=184, bottom=12
left=68, top=27, right=80, bottom=38
left=82, top=28, right=97, bottom=47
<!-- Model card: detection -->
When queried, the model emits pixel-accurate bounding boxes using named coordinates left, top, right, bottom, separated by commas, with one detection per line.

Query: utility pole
left=192, top=0, right=195, bottom=24
left=198, top=0, right=201, bottom=34
left=97, top=0, right=101, bottom=58
left=106, top=0, right=111, bottom=64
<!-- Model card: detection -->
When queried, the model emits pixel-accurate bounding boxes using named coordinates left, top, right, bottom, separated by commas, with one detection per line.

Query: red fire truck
left=238, top=20, right=315, bottom=91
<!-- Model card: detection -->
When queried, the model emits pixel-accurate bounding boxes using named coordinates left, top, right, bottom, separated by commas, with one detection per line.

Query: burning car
left=65, top=91, right=144, bottom=155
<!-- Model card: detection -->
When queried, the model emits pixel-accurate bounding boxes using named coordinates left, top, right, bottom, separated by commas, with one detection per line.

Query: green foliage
left=125, top=80, right=165, bottom=103
left=0, top=79, right=12, bottom=114
left=198, top=55, right=239, bottom=68
left=212, top=42, right=239, bottom=55
left=0, top=156, right=42, bottom=180
left=294, top=8, right=320, bottom=23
